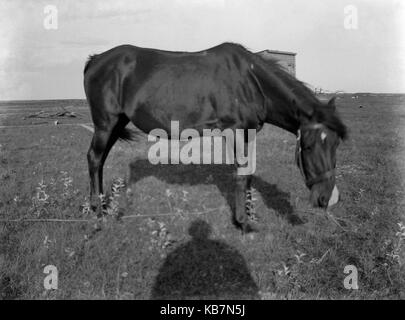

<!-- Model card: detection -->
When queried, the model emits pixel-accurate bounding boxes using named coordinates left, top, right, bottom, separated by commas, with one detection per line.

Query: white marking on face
left=328, top=185, right=339, bottom=207
left=321, top=131, right=327, bottom=142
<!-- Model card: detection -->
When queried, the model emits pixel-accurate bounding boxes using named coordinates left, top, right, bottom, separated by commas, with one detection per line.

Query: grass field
left=0, top=94, right=404, bottom=299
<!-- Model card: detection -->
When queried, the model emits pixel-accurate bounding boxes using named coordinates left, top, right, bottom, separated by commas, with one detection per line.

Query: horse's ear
left=327, top=97, right=336, bottom=111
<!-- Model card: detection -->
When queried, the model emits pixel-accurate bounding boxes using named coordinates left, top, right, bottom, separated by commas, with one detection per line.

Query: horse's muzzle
left=327, top=185, right=339, bottom=207
left=310, top=183, right=339, bottom=208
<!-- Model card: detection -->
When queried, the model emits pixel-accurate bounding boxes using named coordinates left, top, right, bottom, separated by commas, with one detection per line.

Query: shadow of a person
left=129, top=160, right=303, bottom=226
left=151, top=219, right=259, bottom=299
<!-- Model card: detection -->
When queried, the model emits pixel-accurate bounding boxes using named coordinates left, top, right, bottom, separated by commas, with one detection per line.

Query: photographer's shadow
left=128, top=159, right=303, bottom=225
left=151, top=219, right=259, bottom=299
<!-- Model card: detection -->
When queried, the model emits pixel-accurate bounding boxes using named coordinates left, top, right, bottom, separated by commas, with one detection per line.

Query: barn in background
left=256, top=49, right=297, bottom=77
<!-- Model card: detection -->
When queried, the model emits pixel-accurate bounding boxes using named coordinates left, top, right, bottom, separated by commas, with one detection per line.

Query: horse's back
left=84, top=43, right=266, bottom=133
left=84, top=42, right=250, bottom=80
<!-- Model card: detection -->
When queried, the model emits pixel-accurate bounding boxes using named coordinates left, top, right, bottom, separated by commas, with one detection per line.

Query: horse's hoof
left=241, top=220, right=262, bottom=234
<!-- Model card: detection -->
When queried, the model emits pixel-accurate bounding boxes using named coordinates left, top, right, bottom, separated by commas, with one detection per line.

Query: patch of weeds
left=163, top=188, right=195, bottom=219
left=82, top=178, right=126, bottom=225
left=30, top=179, right=50, bottom=216
left=107, top=178, right=125, bottom=217
left=28, top=171, right=80, bottom=219
left=81, top=199, right=91, bottom=216
left=386, top=222, right=405, bottom=266
left=0, top=274, right=24, bottom=300
left=381, top=221, right=405, bottom=295
left=147, top=218, right=177, bottom=255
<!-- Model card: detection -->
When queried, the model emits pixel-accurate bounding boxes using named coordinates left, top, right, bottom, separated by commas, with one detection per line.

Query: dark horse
left=84, top=42, right=347, bottom=233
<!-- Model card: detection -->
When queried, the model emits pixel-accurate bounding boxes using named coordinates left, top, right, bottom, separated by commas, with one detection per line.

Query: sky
left=0, top=0, right=404, bottom=100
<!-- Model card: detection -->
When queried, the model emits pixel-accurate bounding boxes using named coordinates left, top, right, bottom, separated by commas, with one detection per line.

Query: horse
left=83, top=42, right=347, bottom=233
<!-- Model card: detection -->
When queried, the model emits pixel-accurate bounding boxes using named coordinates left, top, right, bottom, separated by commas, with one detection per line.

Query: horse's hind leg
left=87, top=114, right=129, bottom=215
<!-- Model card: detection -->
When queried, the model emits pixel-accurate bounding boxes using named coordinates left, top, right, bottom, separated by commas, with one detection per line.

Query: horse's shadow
left=128, top=159, right=303, bottom=225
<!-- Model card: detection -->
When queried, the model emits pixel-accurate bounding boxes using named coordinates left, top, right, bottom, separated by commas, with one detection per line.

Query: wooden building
left=256, top=49, right=297, bottom=77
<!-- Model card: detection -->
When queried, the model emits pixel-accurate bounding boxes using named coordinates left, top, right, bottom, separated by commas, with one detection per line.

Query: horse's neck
left=265, top=97, right=301, bottom=135
left=254, top=60, right=314, bottom=135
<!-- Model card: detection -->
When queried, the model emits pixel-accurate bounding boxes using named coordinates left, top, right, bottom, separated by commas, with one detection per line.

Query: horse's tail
left=117, top=126, right=145, bottom=142
left=84, top=54, right=98, bottom=74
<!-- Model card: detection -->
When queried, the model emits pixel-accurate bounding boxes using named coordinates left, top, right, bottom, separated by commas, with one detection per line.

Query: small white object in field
left=328, top=185, right=339, bottom=207
left=54, top=120, right=59, bottom=125
left=321, top=131, right=327, bottom=142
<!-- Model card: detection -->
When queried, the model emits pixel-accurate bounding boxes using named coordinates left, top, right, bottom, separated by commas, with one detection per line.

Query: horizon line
left=2, top=92, right=405, bottom=103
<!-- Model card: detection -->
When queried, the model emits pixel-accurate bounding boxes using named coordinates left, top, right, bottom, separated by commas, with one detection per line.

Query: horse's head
left=296, top=97, right=347, bottom=208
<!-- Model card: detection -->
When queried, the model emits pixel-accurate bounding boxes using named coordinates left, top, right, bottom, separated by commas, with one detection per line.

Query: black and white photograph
left=0, top=0, right=404, bottom=303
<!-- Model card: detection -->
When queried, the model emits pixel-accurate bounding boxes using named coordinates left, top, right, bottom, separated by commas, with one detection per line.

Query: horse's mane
left=253, top=54, right=319, bottom=106
left=245, top=47, right=348, bottom=140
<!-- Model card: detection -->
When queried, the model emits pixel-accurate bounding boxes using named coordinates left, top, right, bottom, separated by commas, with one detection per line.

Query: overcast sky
left=0, top=0, right=404, bottom=100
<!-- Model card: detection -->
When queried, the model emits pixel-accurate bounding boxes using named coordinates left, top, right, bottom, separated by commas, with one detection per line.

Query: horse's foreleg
left=246, top=174, right=253, bottom=210
left=233, top=131, right=260, bottom=233
left=234, top=169, right=260, bottom=233
left=234, top=173, right=248, bottom=225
